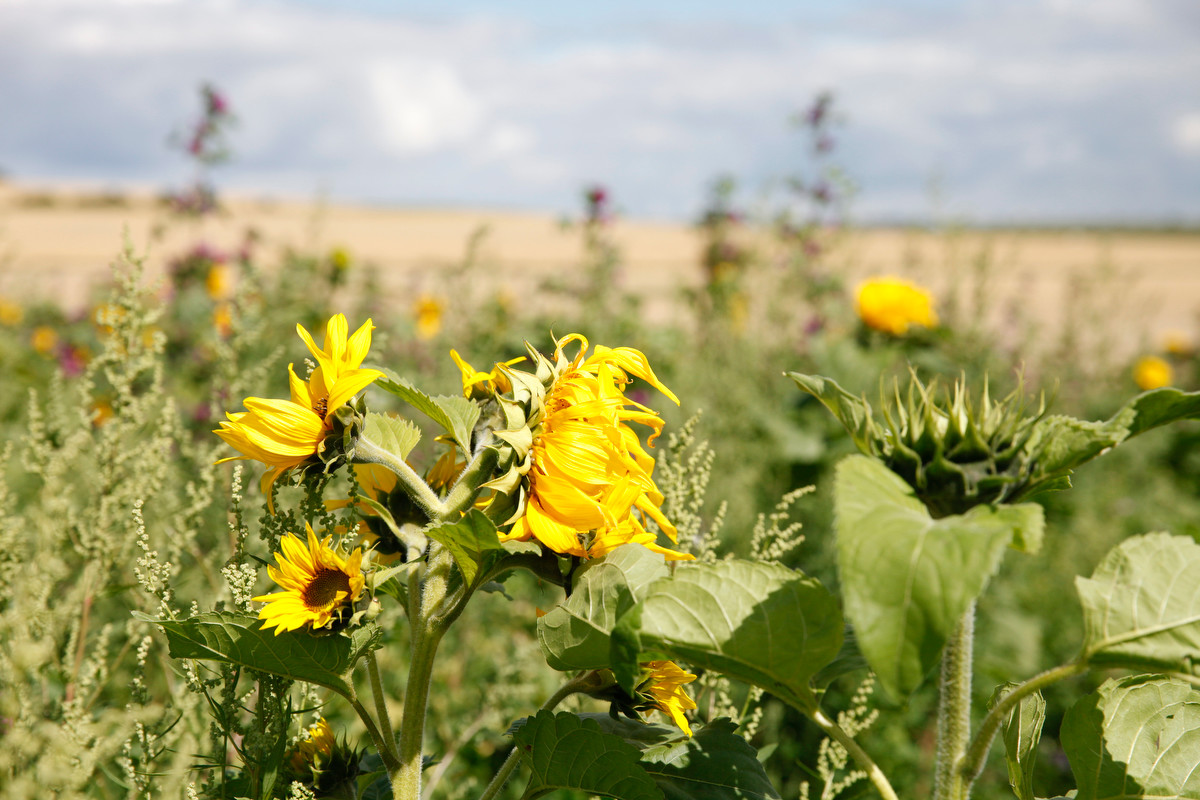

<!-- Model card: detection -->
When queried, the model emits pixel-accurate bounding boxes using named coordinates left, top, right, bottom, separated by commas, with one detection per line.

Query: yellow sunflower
left=855, top=276, right=938, bottom=335
left=450, top=349, right=527, bottom=399
left=502, top=334, right=686, bottom=559
left=215, top=314, right=383, bottom=499
left=1133, top=355, right=1173, bottom=391
left=290, top=718, right=335, bottom=771
left=253, top=526, right=365, bottom=635
left=643, top=660, right=697, bottom=736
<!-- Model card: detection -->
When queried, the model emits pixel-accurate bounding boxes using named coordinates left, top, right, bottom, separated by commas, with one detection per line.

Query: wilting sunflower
left=450, top=349, right=527, bottom=399
left=253, top=526, right=365, bottom=634
left=502, top=334, right=686, bottom=559
left=642, top=660, right=697, bottom=735
left=215, top=314, right=382, bottom=498
left=855, top=276, right=938, bottom=335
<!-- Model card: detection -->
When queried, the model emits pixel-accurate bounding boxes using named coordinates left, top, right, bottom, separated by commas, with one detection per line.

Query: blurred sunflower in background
left=855, top=276, right=938, bottom=335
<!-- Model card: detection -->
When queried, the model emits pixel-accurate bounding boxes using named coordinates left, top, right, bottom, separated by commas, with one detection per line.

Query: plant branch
left=366, top=650, right=398, bottom=761
left=809, top=708, right=900, bottom=800
left=353, top=435, right=446, bottom=521
left=934, top=603, right=975, bottom=800
left=347, top=688, right=400, bottom=775
left=958, top=661, right=1086, bottom=790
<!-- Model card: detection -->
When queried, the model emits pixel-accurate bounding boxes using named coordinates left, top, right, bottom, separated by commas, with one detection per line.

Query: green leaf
left=611, top=559, right=842, bottom=712
left=787, top=372, right=876, bottom=453
left=1077, top=532, right=1200, bottom=674
left=512, top=710, right=663, bottom=800
left=1060, top=674, right=1200, bottom=800
left=136, top=612, right=380, bottom=697
left=424, top=510, right=504, bottom=586
left=990, top=683, right=1046, bottom=800
left=538, top=545, right=669, bottom=671
left=558, top=716, right=780, bottom=800
left=375, top=370, right=480, bottom=455
left=834, top=455, right=1031, bottom=697
left=359, top=412, right=421, bottom=460
left=640, top=718, right=781, bottom=800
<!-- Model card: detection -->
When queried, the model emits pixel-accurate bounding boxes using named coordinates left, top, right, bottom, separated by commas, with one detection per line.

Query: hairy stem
left=809, top=709, right=900, bottom=800
left=348, top=689, right=400, bottom=775
left=367, top=650, right=398, bottom=761
left=353, top=435, right=446, bottom=521
left=934, top=603, right=976, bottom=800
left=958, top=661, right=1086, bottom=791
left=477, top=673, right=597, bottom=800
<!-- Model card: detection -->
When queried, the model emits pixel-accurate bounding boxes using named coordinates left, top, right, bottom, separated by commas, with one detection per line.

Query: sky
left=1, top=0, right=1198, bottom=224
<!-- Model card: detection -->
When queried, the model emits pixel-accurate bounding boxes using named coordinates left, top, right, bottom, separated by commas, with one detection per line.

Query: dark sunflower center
left=303, top=569, right=352, bottom=610
left=313, top=396, right=329, bottom=418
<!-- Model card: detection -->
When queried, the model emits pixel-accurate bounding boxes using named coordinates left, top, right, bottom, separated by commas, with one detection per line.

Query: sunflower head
left=253, top=526, right=367, bottom=635
left=480, top=333, right=688, bottom=561
left=1133, top=355, right=1173, bottom=391
left=286, top=718, right=362, bottom=796
left=855, top=276, right=938, bottom=335
left=592, top=661, right=697, bottom=736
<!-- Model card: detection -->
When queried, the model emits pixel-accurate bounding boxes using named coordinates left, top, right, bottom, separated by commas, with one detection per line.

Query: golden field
left=1, top=180, right=1197, bottom=357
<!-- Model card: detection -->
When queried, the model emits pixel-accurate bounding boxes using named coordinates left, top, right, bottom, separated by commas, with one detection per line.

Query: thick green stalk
left=366, top=650, right=398, bottom=761
left=934, top=603, right=976, bottom=800
left=393, top=547, right=454, bottom=800
left=354, top=435, right=446, bottom=521
left=957, top=661, right=1086, bottom=792
left=809, top=709, right=900, bottom=800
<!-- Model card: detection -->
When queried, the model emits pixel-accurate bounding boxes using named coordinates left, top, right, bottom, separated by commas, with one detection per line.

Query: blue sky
left=1, top=0, right=1198, bottom=223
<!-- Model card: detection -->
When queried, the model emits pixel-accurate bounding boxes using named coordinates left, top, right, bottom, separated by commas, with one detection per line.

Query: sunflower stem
left=440, top=445, right=498, bottom=519
left=808, top=708, right=899, bottom=800
left=476, top=672, right=596, bottom=800
left=354, top=435, right=446, bottom=522
left=933, top=603, right=976, bottom=800
left=347, top=690, right=399, bottom=775
left=366, top=650, right=398, bottom=761
left=393, top=545, right=455, bottom=800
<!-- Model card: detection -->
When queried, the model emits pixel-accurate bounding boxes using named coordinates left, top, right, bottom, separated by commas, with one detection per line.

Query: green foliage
left=512, top=710, right=662, bottom=800
left=361, top=411, right=422, bottom=460
left=376, top=369, right=480, bottom=455
left=991, top=684, right=1045, bottom=800
left=834, top=454, right=1042, bottom=698
left=611, top=559, right=842, bottom=712
left=140, top=612, right=382, bottom=697
left=1076, top=532, right=1200, bottom=674
left=1060, top=675, right=1200, bottom=800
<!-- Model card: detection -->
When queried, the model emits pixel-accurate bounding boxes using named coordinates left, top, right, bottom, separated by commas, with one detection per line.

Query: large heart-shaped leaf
left=611, top=559, right=842, bottom=712
left=834, top=455, right=1040, bottom=698
left=1077, top=532, right=1200, bottom=674
left=359, top=412, right=421, bottom=460
left=539, top=545, right=669, bottom=671
left=512, top=710, right=663, bottom=800
left=425, top=509, right=506, bottom=586
left=138, top=612, right=380, bottom=697
left=639, top=718, right=780, bottom=800
left=1060, top=674, right=1200, bottom=800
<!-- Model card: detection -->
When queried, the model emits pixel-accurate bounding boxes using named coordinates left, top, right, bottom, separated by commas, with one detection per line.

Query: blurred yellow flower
left=213, top=303, right=233, bottom=337
left=31, top=325, right=58, bottom=354
left=253, top=526, right=365, bottom=635
left=643, top=660, right=697, bottom=735
left=450, top=349, right=526, bottom=399
left=0, top=298, right=23, bottom=326
left=215, top=315, right=382, bottom=499
left=206, top=262, right=234, bottom=300
left=328, top=246, right=352, bottom=273
left=502, top=334, right=687, bottom=560
left=414, top=295, right=443, bottom=340
left=855, top=276, right=938, bottom=335
left=290, top=718, right=336, bottom=770
left=93, top=303, right=125, bottom=336
left=1133, top=355, right=1173, bottom=391
left=91, top=401, right=114, bottom=427
left=1162, top=331, right=1193, bottom=357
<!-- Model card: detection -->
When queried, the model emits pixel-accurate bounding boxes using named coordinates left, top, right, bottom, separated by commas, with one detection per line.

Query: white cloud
left=0, top=0, right=1196, bottom=221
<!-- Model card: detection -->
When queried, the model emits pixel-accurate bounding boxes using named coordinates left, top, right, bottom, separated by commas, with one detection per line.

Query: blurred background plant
left=0, top=82, right=1198, bottom=800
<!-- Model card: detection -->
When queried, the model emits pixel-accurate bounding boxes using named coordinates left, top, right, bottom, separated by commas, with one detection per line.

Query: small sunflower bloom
left=290, top=718, right=336, bottom=771
left=206, top=262, right=234, bottom=300
left=643, top=661, right=697, bottom=735
left=855, top=276, right=938, bottom=335
left=215, top=314, right=382, bottom=498
left=0, top=298, right=23, bottom=326
left=253, top=526, right=365, bottom=634
left=1133, top=355, right=1173, bottom=391
left=503, top=334, right=687, bottom=560
left=31, top=325, right=58, bottom=355
left=414, top=295, right=443, bottom=340
left=450, top=349, right=526, bottom=399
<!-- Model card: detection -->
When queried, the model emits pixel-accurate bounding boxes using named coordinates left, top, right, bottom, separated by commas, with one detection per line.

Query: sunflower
left=642, top=660, right=697, bottom=735
left=290, top=718, right=335, bottom=771
left=502, top=334, right=686, bottom=559
left=215, top=314, right=382, bottom=499
left=855, top=276, right=938, bottom=335
left=450, top=349, right=527, bottom=399
left=253, top=526, right=365, bottom=634
left=1133, top=355, right=1173, bottom=391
